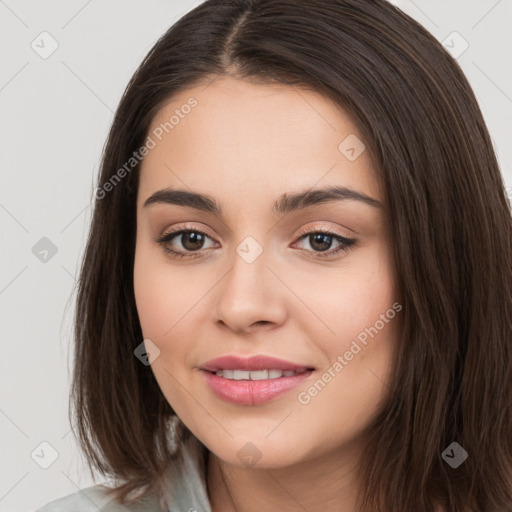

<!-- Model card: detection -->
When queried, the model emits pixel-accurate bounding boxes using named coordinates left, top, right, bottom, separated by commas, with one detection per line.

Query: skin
left=133, top=75, right=400, bottom=512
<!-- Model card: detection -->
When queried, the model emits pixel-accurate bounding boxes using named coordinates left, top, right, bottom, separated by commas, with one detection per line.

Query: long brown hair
left=70, top=1, right=512, bottom=510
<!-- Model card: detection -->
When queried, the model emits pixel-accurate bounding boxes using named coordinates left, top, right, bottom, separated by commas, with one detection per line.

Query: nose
left=214, top=242, right=287, bottom=334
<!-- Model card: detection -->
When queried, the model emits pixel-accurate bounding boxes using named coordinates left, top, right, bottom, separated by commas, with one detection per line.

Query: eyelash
left=156, top=225, right=356, bottom=260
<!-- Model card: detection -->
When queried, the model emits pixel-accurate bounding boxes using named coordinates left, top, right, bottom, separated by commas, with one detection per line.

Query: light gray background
left=1, top=1, right=511, bottom=511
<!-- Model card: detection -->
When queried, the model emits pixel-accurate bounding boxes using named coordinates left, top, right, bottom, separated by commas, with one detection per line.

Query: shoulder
left=33, top=483, right=163, bottom=512
left=34, top=434, right=210, bottom=512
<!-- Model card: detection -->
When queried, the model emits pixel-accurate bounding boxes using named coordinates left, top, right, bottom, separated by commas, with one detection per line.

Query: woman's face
left=134, top=76, right=400, bottom=469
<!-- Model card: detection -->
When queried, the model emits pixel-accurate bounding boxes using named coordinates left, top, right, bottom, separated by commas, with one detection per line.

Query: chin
left=203, top=435, right=311, bottom=469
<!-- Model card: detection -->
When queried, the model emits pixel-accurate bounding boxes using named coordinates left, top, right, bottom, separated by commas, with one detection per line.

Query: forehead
left=138, top=76, right=381, bottom=208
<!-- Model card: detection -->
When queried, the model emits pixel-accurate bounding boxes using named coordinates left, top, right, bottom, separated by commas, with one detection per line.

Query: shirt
left=34, top=435, right=213, bottom=512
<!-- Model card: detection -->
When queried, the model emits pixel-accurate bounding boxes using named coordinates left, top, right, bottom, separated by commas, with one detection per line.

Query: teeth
left=249, top=370, right=268, bottom=380
left=214, top=369, right=308, bottom=380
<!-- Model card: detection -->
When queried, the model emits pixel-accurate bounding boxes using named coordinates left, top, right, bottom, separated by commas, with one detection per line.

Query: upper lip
left=199, top=355, right=315, bottom=372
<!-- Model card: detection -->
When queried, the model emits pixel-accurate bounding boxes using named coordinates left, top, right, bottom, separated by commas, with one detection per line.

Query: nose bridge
left=214, top=234, right=286, bottom=331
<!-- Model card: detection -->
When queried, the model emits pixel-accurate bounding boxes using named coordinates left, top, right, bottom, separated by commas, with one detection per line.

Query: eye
left=156, top=228, right=218, bottom=259
left=292, top=228, right=356, bottom=259
left=156, top=225, right=357, bottom=260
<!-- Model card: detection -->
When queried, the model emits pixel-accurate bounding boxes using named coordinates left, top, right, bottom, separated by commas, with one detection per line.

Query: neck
left=206, top=441, right=363, bottom=512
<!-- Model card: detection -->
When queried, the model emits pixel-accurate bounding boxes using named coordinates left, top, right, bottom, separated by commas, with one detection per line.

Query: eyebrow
left=143, top=185, right=382, bottom=215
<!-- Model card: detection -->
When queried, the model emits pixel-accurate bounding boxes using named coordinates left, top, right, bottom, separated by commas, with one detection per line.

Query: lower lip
left=202, top=370, right=314, bottom=405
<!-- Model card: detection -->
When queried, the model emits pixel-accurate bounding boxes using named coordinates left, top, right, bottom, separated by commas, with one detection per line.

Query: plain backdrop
left=1, top=1, right=511, bottom=511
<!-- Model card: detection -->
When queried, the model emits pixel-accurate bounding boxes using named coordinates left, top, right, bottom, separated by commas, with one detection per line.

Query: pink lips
left=199, top=355, right=312, bottom=372
left=199, top=355, right=315, bottom=405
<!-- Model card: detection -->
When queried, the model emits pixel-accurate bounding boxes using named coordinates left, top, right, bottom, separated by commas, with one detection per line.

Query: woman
left=35, top=0, right=512, bottom=511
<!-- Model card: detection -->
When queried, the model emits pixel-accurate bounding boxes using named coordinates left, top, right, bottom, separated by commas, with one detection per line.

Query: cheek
left=291, top=244, right=399, bottom=408
left=133, top=264, right=172, bottom=339
left=133, top=242, right=197, bottom=339
left=292, top=288, right=399, bottom=454
left=133, top=242, right=213, bottom=400
left=291, top=244, right=397, bottom=350
left=133, top=245, right=196, bottom=410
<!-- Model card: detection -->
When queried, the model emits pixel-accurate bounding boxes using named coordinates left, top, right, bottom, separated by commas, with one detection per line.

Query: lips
left=199, top=355, right=314, bottom=373
left=199, top=355, right=315, bottom=405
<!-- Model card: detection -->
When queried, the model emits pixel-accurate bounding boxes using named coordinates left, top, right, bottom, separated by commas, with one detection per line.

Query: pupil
left=182, top=232, right=204, bottom=250
left=310, top=233, right=332, bottom=252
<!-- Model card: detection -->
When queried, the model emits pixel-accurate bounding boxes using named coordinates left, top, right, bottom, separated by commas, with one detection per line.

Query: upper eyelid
left=158, top=224, right=217, bottom=242
left=159, top=220, right=354, bottom=240
left=160, top=220, right=360, bottom=238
